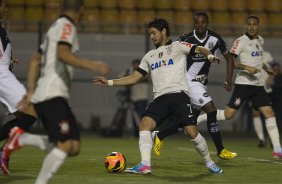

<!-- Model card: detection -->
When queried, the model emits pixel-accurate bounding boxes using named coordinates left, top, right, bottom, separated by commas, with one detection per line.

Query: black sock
left=0, top=114, right=36, bottom=141
left=207, top=111, right=224, bottom=154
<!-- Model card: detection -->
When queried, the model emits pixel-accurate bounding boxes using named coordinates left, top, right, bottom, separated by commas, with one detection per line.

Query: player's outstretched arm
left=195, top=46, right=222, bottom=64
left=234, top=61, right=260, bottom=74
left=57, top=44, right=111, bottom=75
left=17, top=52, right=42, bottom=111
left=223, top=52, right=234, bottom=91
left=93, top=71, right=143, bottom=86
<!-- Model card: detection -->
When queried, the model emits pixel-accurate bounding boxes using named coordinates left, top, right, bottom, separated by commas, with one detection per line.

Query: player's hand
left=243, top=66, right=260, bottom=74
left=9, top=58, right=20, bottom=72
left=17, top=92, right=33, bottom=111
left=92, top=62, right=111, bottom=76
left=223, top=81, right=233, bottom=92
left=207, top=54, right=221, bottom=64
left=93, top=76, right=109, bottom=86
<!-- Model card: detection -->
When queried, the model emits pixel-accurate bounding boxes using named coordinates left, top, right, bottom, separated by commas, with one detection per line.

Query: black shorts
left=228, top=84, right=271, bottom=110
left=34, top=97, right=80, bottom=142
left=143, top=92, right=197, bottom=127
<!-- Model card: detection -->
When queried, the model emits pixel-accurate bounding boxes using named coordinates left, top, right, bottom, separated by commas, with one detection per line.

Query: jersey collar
left=193, top=30, right=208, bottom=43
left=245, top=32, right=259, bottom=40
left=60, top=14, right=75, bottom=24
left=155, top=39, right=172, bottom=49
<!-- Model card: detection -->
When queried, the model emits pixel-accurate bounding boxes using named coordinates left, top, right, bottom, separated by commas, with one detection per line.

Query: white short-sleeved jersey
left=32, top=16, right=79, bottom=103
left=138, top=41, right=196, bottom=99
left=230, top=34, right=264, bottom=86
left=0, top=25, right=12, bottom=69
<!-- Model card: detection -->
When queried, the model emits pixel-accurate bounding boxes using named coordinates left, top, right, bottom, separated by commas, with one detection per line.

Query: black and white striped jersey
left=178, top=29, right=228, bottom=83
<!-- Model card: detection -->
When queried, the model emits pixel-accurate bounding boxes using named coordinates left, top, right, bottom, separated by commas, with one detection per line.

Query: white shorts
left=0, top=70, right=26, bottom=113
left=187, top=81, right=212, bottom=109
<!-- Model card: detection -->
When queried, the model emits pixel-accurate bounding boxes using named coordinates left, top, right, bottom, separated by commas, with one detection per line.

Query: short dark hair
left=62, top=0, right=84, bottom=11
left=246, top=15, right=260, bottom=24
left=194, top=12, right=209, bottom=22
left=148, top=18, right=170, bottom=37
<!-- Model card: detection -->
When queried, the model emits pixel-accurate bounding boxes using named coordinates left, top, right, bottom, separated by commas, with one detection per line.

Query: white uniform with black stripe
left=0, top=25, right=26, bottom=113
left=31, top=16, right=79, bottom=103
left=178, top=30, right=228, bottom=108
left=138, top=41, right=196, bottom=99
left=230, top=34, right=264, bottom=86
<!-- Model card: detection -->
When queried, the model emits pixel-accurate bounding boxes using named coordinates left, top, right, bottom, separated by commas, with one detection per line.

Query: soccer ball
left=104, top=152, right=126, bottom=173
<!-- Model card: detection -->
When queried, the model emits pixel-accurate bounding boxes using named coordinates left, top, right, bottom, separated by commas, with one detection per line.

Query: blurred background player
left=197, top=15, right=282, bottom=159
left=152, top=12, right=237, bottom=160
left=94, top=18, right=223, bottom=175
left=1, top=0, right=110, bottom=183
left=252, top=51, right=281, bottom=147
left=118, top=59, right=149, bottom=137
left=0, top=0, right=37, bottom=175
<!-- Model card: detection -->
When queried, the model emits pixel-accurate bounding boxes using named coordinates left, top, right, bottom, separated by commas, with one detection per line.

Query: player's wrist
left=108, top=80, right=113, bottom=86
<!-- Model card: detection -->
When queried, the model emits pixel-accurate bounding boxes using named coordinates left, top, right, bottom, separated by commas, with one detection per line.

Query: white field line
left=177, top=147, right=282, bottom=165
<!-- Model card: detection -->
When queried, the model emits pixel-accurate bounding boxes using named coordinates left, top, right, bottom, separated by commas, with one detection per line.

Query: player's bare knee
left=57, top=140, right=73, bottom=154
left=139, top=117, right=156, bottom=131
left=69, top=141, right=80, bottom=156
left=184, top=125, right=198, bottom=139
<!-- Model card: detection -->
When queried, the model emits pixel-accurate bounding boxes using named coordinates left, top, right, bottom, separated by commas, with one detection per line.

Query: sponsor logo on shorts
left=234, top=97, right=241, bottom=106
left=199, top=98, right=204, bottom=104
left=59, top=120, right=70, bottom=134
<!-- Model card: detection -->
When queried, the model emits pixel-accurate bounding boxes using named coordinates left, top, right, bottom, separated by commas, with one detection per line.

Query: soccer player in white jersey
left=0, top=0, right=38, bottom=175
left=1, top=0, right=110, bottom=183
left=197, top=15, right=282, bottom=159
left=94, top=18, right=223, bottom=174
left=152, top=12, right=237, bottom=160
left=251, top=51, right=278, bottom=147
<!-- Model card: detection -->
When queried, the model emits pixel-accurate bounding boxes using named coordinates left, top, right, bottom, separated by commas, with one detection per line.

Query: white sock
left=139, top=131, right=152, bottom=166
left=19, top=133, right=53, bottom=151
left=35, top=148, right=67, bottom=184
left=197, top=110, right=225, bottom=124
left=191, top=133, right=213, bottom=167
left=253, top=117, right=265, bottom=141
left=216, top=110, right=226, bottom=121
left=265, top=117, right=282, bottom=152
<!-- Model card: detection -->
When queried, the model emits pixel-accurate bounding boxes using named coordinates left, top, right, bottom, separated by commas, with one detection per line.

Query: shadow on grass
left=0, top=175, right=34, bottom=183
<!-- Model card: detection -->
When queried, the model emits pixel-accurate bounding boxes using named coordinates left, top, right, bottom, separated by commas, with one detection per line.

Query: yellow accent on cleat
left=217, top=148, right=238, bottom=160
left=153, top=132, right=163, bottom=156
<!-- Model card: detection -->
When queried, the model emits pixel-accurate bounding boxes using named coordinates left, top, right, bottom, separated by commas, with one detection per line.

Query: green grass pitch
left=1, top=134, right=282, bottom=184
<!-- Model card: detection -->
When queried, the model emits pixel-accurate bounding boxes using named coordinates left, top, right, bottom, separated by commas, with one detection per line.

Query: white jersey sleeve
left=139, top=54, right=150, bottom=74
left=230, top=38, right=244, bottom=56
left=175, top=41, right=196, bottom=55
left=58, top=22, right=77, bottom=46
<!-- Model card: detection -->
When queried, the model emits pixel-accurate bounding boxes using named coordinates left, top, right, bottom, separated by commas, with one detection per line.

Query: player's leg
left=184, top=125, right=223, bottom=174
left=0, top=75, right=37, bottom=175
left=152, top=115, right=180, bottom=156
left=174, top=92, right=222, bottom=174
left=259, top=106, right=282, bottom=159
left=252, top=86, right=282, bottom=159
left=201, top=101, right=237, bottom=160
left=252, top=109, right=266, bottom=147
left=197, top=84, right=248, bottom=124
left=34, top=97, right=81, bottom=184
left=124, top=116, right=156, bottom=174
left=124, top=95, right=171, bottom=174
